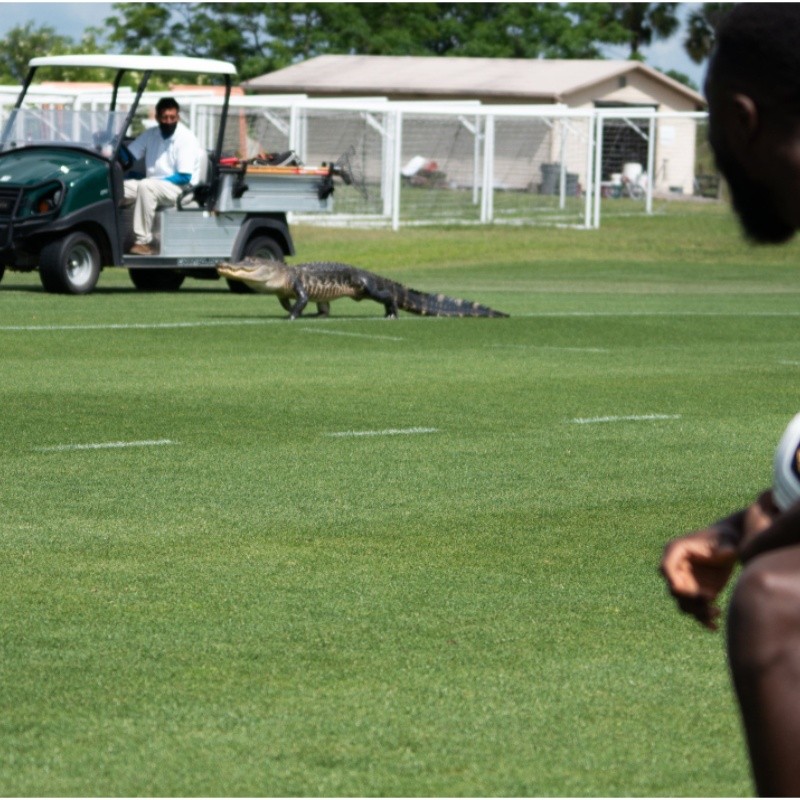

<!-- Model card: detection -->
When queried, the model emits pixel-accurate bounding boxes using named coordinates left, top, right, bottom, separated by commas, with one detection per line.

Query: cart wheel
left=39, top=232, right=101, bottom=294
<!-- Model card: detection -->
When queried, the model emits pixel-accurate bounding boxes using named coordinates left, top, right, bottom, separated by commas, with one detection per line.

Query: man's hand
left=660, top=492, right=779, bottom=630
left=660, top=526, right=740, bottom=631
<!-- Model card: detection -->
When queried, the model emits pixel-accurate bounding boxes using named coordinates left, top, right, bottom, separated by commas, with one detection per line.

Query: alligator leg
left=382, top=303, right=399, bottom=319
left=359, top=281, right=399, bottom=318
left=287, top=281, right=309, bottom=319
left=279, top=296, right=330, bottom=317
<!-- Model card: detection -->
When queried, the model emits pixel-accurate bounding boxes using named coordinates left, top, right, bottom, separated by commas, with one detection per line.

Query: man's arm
left=660, top=510, right=745, bottom=630
left=126, top=130, right=147, bottom=162
left=740, top=498, right=800, bottom=562
left=163, top=172, right=192, bottom=185
left=660, top=491, right=779, bottom=630
left=173, top=126, right=201, bottom=183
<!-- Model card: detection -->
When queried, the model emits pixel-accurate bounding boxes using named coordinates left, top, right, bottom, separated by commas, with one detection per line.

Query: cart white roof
left=28, top=54, right=236, bottom=76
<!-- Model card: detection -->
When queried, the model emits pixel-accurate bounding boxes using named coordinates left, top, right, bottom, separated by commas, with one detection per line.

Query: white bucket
left=623, top=162, right=643, bottom=181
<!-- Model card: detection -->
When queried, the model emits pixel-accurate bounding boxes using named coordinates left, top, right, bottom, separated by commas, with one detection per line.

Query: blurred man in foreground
left=660, top=4, right=800, bottom=796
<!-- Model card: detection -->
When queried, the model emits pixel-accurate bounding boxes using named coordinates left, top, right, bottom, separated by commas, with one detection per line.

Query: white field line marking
left=570, top=414, right=681, bottom=425
left=34, top=439, right=178, bottom=452
left=778, top=359, right=800, bottom=366
left=6, top=311, right=800, bottom=333
left=299, top=326, right=404, bottom=342
left=0, top=318, right=432, bottom=332
left=515, top=311, right=800, bottom=318
left=0, top=320, right=279, bottom=332
left=326, top=427, right=439, bottom=438
left=487, top=344, right=609, bottom=353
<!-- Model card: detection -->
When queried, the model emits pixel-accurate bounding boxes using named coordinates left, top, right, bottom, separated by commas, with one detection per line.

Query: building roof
left=243, top=55, right=706, bottom=108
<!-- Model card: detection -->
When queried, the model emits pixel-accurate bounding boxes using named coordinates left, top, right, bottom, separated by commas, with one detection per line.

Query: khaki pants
left=123, top=178, right=183, bottom=245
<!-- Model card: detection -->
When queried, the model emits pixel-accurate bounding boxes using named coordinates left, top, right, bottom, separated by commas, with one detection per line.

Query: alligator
left=217, top=258, right=509, bottom=319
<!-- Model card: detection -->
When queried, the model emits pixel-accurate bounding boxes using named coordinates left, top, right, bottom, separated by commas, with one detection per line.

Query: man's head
left=155, top=97, right=180, bottom=139
left=706, top=4, right=800, bottom=243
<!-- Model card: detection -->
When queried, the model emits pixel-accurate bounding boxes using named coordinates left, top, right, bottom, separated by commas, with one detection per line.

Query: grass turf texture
left=2, top=203, right=799, bottom=796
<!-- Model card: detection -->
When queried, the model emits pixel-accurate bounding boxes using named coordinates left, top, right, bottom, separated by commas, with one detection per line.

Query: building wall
left=558, top=72, right=702, bottom=195
left=564, top=70, right=703, bottom=114
left=654, top=116, right=698, bottom=195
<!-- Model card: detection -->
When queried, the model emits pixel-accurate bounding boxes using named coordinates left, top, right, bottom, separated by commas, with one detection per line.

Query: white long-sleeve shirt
left=127, top=122, right=203, bottom=184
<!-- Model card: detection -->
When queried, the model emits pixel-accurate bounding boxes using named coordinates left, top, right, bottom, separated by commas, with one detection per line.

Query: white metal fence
left=0, top=85, right=714, bottom=230
left=192, top=97, right=600, bottom=229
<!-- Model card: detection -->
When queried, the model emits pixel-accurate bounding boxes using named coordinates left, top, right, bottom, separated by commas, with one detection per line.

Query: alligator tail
left=393, top=285, right=508, bottom=318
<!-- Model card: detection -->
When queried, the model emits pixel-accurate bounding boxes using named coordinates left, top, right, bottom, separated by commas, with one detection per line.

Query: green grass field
left=2, top=203, right=800, bottom=796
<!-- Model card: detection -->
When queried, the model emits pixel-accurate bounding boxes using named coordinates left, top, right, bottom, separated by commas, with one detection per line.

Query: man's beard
left=715, top=149, right=795, bottom=244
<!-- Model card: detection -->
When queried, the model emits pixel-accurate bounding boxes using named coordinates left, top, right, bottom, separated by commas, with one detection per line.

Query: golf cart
left=0, top=54, right=340, bottom=294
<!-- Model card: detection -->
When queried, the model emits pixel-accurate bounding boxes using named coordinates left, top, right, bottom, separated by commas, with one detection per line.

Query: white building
left=244, top=56, right=707, bottom=195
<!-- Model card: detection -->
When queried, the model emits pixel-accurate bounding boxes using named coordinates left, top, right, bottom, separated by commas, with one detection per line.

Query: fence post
left=378, top=111, right=392, bottom=219
left=480, top=113, right=494, bottom=223
left=288, top=105, right=303, bottom=161
left=593, top=113, right=604, bottom=229
left=584, top=112, right=595, bottom=229
left=391, top=109, right=402, bottom=232
left=558, top=117, right=567, bottom=210
left=646, top=114, right=655, bottom=215
left=473, top=114, right=481, bottom=207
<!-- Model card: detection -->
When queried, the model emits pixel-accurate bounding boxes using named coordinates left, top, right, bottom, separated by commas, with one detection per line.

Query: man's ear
left=730, top=93, right=759, bottom=142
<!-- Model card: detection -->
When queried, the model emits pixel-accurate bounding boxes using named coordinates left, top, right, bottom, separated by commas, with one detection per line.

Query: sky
left=0, top=1, right=709, bottom=90
left=0, top=1, right=114, bottom=39
left=598, top=3, right=706, bottom=88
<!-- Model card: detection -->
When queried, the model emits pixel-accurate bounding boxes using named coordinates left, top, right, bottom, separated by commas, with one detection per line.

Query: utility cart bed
left=215, top=165, right=334, bottom=213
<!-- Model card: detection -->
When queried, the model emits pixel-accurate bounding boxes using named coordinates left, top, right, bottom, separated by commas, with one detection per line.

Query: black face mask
left=159, top=122, right=177, bottom=139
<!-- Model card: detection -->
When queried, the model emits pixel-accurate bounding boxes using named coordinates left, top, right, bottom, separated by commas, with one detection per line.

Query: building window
left=618, top=76, right=627, bottom=88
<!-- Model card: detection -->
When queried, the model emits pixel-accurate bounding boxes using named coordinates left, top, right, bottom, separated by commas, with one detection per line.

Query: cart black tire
left=226, top=235, right=284, bottom=293
left=129, top=269, right=185, bottom=291
left=39, top=232, right=101, bottom=294
left=0, top=265, right=4, bottom=284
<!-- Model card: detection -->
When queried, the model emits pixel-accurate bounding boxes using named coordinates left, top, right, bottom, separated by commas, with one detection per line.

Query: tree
left=600, top=2, right=680, bottom=59
left=683, top=3, right=734, bottom=65
left=398, top=3, right=630, bottom=59
left=660, top=68, right=699, bottom=92
left=340, top=4, right=630, bottom=60
left=101, top=3, right=176, bottom=57
left=1, top=4, right=688, bottom=87
left=0, top=22, right=73, bottom=84
left=0, top=22, right=130, bottom=85
left=256, top=3, right=616, bottom=60
left=100, top=3, right=636, bottom=80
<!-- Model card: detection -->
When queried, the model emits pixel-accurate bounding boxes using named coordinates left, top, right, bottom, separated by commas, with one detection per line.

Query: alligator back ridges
left=393, top=286, right=508, bottom=317
left=299, top=261, right=508, bottom=318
